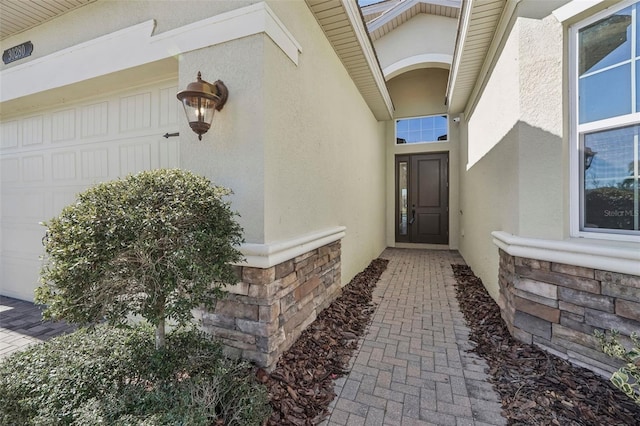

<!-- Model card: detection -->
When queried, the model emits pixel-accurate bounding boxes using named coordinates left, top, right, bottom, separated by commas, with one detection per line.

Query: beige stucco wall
left=178, top=35, right=267, bottom=243
left=1, top=0, right=388, bottom=289
left=384, top=68, right=460, bottom=248
left=374, top=13, right=457, bottom=74
left=262, top=0, right=387, bottom=284
left=458, top=14, right=564, bottom=300
left=1, top=0, right=277, bottom=244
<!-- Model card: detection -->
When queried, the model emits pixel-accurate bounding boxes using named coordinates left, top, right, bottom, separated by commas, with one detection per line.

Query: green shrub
left=36, top=169, right=244, bottom=349
left=0, top=325, right=271, bottom=425
left=595, top=329, right=640, bottom=405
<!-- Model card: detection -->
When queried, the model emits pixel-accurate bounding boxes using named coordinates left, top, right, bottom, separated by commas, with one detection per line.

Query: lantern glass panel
left=181, top=96, right=216, bottom=125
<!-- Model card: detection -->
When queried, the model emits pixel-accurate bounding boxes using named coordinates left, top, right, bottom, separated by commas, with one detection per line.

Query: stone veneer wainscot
left=498, top=249, right=640, bottom=377
left=195, top=240, right=341, bottom=369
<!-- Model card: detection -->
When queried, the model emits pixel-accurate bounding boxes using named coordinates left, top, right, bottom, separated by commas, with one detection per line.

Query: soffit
left=364, top=0, right=461, bottom=41
left=361, top=0, right=403, bottom=24
left=0, top=0, right=96, bottom=41
left=446, top=0, right=507, bottom=114
left=306, top=0, right=393, bottom=120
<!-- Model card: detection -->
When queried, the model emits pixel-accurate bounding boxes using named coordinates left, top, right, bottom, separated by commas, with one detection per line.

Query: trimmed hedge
left=0, top=325, right=270, bottom=425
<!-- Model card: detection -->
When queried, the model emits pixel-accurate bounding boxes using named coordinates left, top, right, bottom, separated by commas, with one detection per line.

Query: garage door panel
left=1, top=192, right=42, bottom=219
left=1, top=80, right=179, bottom=301
left=22, top=155, right=45, bottom=182
left=22, top=115, right=44, bottom=146
left=81, top=149, right=110, bottom=180
left=81, top=102, right=109, bottom=138
left=159, top=86, right=179, bottom=127
left=52, top=109, right=77, bottom=142
left=120, top=92, right=152, bottom=132
left=52, top=152, right=77, bottom=181
left=1, top=257, right=41, bottom=301
left=120, top=143, right=152, bottom=176
left=22, top=192, right=47, bottom=220
left=1, top=121, right=19, bottom=148
left=159, top=139, right=180, bottom=168
left=2, top=225, right=45, bottom=255
left=1, top=158, right=19, bottom=182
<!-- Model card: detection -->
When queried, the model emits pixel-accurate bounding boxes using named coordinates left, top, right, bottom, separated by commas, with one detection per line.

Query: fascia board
left=552, top=0, right=605, bottom=22
left=343, top=0, right=394, bottom=120
left=0, top=2, right=301, bottom=103
left=367, top=0, right=461, bottom=32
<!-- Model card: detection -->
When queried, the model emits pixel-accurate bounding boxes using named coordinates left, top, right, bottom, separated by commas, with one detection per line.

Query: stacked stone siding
left=197, top=241, right=341, bottom=369
left=498, top=249, right=640, bottom=377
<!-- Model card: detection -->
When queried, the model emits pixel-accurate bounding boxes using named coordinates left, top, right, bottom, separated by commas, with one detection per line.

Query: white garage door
left=1, top=79, right=180, bottom=301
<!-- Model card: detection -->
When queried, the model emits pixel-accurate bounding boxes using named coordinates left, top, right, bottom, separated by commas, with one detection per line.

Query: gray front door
left=395, top=153, right=449, bottom=244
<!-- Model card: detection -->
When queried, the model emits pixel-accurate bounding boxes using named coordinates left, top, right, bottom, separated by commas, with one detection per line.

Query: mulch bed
left=260, top=258, right=389, bottom=426
left=451, top=264, right=640, bottom=426
left=257, top=258, right=639, bottom=426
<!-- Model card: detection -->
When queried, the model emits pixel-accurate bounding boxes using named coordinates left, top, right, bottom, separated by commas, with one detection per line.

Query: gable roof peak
left=365, top=0, right=461, bottom=41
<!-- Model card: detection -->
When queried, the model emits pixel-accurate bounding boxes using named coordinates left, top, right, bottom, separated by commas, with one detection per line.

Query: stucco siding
left=262, top=0, right=387, bottom=285
left=375, top=13, right=457, bottom=73
left=179, top=35, right=268, bottom=244
left=459, top=123, right=519, bottom=301
left=517, top=16, right=564, bottom=240
left=2, top=0, right=384, bottom=298
left=388, top=68, right=449, bottom=119
left=460, top=14, right=567, bottom=300
left=459, top=18, right=522, bottom=300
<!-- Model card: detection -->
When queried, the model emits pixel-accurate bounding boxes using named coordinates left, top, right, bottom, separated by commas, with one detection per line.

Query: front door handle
left=409, top=207, right=416, bottom=225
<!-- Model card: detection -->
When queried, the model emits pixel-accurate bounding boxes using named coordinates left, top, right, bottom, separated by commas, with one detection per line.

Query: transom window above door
left=396, top=115, right=448, bottom=144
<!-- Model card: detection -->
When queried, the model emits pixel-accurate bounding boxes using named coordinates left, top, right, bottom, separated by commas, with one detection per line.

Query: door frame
left=395, top=152, right=449, bottom=244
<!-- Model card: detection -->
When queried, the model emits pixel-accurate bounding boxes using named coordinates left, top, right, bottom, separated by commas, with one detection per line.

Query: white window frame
left=395, top=114, right=449, bottom=145
left=569, top=0, right=640, bottom=242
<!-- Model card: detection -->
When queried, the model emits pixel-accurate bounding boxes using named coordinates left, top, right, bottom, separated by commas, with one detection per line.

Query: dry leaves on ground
left=260, top=258, right=389, bottom=426
left=451, top=264, right=640, bottom=426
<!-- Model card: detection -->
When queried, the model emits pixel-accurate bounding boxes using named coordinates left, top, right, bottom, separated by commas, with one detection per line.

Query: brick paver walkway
left=0, top=296, right=75, bottom=360
left=1, top=249, right=505, bottom=425
left=324, top=248, right=506, bottom=426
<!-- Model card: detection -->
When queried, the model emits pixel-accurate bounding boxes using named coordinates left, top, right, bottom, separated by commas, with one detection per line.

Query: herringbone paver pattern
left=0, top=296, right=75, bottom=360
left=324, top=248, right=506, bottom=426
left=1, top=249, right=506, bottom=425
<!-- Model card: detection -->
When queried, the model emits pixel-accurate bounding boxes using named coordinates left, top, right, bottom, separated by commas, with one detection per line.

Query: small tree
left=36, top=169, right=243, bottom=349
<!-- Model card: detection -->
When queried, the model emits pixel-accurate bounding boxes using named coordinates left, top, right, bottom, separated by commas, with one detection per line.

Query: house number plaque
left=3, top=41, right=33, bottom=64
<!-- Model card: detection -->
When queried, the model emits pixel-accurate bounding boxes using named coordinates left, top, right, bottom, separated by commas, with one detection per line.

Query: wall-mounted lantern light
left=584, top=147, right=596, bottom=170
left=176, top=71, right=228, bottom=140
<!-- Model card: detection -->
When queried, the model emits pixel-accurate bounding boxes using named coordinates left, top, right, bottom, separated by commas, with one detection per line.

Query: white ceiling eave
left=306, top=0, right=394, bottom=121
left=446, top=0, right=512, bottom=115
left=367, top=0, right=461, bottom=35
left=0, top=0, right=97, bottom=41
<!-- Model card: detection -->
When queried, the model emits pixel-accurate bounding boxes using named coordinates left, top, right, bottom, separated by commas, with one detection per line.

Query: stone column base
left=498, top=249, right=640, bottom=378
left=196, top=240, right=341, bottom=369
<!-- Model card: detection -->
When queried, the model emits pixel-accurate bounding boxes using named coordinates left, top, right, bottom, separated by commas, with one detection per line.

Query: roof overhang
left=0, top=0, right=96, bottom=41
left=365, top=0, right=461, bottom=41
left=306, top=0, right=394, bottom=121
left=446, top=0, right=513, bottom=115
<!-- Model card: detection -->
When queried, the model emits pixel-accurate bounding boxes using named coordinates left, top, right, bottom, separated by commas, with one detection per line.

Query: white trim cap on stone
left=239, top=226, right=347, bottom=269
left=492, top=231, right=640, bottom=277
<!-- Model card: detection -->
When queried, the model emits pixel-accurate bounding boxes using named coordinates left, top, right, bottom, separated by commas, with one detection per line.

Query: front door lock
left=409, top=205, right=416, bottom=225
